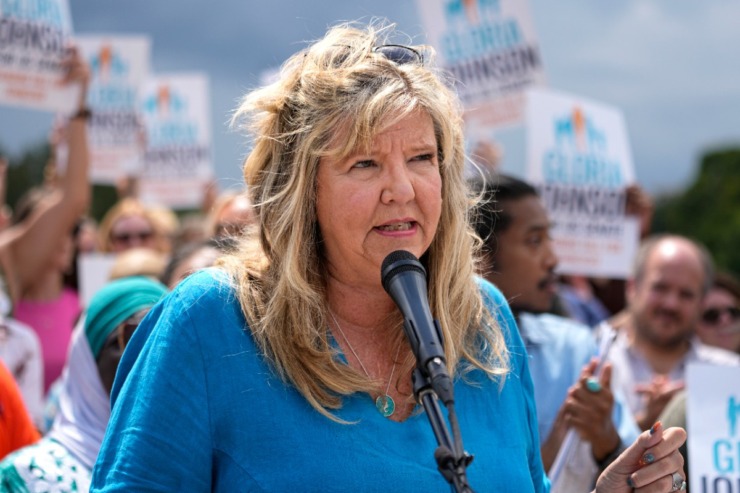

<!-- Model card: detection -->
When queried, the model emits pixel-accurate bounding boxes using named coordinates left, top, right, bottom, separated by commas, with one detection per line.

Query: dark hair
left=468, top=174, right=539, bottom=252
left=714, top=271, right=740, bottom=301
left=159, top=237, right=235, bottom=287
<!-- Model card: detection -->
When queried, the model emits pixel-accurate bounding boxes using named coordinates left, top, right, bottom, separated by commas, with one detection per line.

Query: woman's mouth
left=376, top=222, right=414, bottom=232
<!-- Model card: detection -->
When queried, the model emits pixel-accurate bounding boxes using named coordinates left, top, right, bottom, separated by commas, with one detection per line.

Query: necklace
left=329, top=310, right=402, bottom=418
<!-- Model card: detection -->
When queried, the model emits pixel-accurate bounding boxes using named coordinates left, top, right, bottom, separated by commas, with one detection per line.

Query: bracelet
left=595, top=441, right=625, bottom=471
left=70, top=107, right=92, bottom=121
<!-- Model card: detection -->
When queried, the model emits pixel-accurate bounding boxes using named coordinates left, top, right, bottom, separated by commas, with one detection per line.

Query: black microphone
left=381, top=250, right=454, bottom=405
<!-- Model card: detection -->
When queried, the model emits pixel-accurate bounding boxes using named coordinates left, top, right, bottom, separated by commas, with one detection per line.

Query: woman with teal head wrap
left=0, top=276, right=167, bottom=493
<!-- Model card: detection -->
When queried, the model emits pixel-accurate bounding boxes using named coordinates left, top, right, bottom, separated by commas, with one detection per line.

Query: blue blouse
left=91, top=269, right=549, bottom=493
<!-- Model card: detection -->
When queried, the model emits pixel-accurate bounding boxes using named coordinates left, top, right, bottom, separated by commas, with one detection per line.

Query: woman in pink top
left=0, top=46, right=90, bottom=392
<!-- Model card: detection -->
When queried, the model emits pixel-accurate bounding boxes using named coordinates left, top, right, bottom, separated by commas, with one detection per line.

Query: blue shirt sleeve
left=91, top=280, right=213, bottom=492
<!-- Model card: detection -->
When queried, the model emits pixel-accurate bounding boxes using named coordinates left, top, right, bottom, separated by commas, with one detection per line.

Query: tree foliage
left=4, top=140, right=51, bottom=210
left=652, top=148, right=740, bottom=277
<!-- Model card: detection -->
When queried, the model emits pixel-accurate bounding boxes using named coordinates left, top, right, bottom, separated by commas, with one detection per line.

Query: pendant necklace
left=329, top=310, right=402, bottom=418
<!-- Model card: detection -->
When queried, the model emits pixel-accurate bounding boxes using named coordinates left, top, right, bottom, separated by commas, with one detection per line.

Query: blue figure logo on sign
left=729, top=396, right=739, bottom=437
left=444, top=0, right=501, bottom=25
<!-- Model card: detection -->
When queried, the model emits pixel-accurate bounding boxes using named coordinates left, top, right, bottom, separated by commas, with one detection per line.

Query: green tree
left=652, top=148, right=740, bottom=277
left=4, top=140, right=52, bottom=212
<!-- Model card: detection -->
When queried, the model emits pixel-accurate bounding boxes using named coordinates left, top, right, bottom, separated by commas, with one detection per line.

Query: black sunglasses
left=116, top=310, right=149, bottom=351
left=701, top=306, right=740, bottom=325
left=111, top=230, right=154, bottom=244
left=373, top=44, right=424, bottom=66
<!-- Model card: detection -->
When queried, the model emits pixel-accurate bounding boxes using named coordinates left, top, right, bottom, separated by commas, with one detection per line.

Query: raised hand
left=564, top=359, right=621, bottom=461
left=594, top=422, right=686, bottom=493
left=634, top=376, right=685, bottom=431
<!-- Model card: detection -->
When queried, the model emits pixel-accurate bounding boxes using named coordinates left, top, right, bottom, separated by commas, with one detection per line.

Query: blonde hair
left=108, top=247, right=167, bottom=281
left=221, top=22, right=509, bottom=419
left=98, top=198, right=169, bottom=254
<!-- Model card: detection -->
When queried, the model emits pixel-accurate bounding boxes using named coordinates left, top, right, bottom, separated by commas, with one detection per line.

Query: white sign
left=0, top=0, right=80, bottom=112
left=415, top=0, right=546, bottom=130
left=76, top=35, right=151, bottom=184
left=687, top=363, right=740, bottom=493
left=78, top=252, right=116, bottom=308
left=526, top=87, right=639, bottom=278
left=138, top=73, right=213, bottom=209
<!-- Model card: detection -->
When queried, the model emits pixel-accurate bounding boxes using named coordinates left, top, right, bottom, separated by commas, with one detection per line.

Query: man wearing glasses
left=599, top=234, right=740, bottom=432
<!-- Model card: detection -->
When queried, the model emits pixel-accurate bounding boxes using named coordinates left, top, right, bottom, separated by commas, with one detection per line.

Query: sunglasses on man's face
left=111, top=230, right=154, bottom=244
left=701, top=306, right=740, bottom=325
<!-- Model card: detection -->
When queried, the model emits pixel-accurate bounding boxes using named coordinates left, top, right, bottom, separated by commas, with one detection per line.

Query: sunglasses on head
left=317, top=43, right=424, bottom=69
left=373, top=44, right=424, bottom=66
left=701, top=306, right=740, bottom=325
left=111, top=230, right=154, bottom=244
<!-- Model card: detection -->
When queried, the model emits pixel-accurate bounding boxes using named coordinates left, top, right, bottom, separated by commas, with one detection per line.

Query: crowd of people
left=1, top=21, right=737, bottom=492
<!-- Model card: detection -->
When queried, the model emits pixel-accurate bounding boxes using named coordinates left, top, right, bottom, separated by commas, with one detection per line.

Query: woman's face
left=316, top=110, right=442, bottom=288
left=109, top=214, right=157, bottom=253
left=96, top=309, right=150, bottom=395
left=696, top=286, right=740, bottom=353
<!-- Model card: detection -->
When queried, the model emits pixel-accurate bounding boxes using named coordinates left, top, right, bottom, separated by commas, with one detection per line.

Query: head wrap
left=85, top=276, right=168, bottom=358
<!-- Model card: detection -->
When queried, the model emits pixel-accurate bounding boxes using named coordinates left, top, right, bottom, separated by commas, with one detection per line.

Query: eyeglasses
left=373, top=44, right=424, bottom=66
left=111, top=230, right=154, bottom=244
left=701, top=306, right=740, bottom=325
left=116, top=311, right=148, bottom=351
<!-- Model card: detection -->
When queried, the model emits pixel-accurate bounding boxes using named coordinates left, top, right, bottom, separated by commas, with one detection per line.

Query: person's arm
left=7, top=45, right=90, bottom=299
left=593, top=422, right=686, bottom=493
left=90, top=288, right=212, bottom=491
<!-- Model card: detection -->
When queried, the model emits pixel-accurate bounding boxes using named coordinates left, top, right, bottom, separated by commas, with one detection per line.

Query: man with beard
left=601, top=234, right=740, bottom=431
left=470, top=174, right=639, bottom=492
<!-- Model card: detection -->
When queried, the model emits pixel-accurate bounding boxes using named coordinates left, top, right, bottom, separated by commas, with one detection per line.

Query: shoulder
left=475, top=277, right=517, bottom=338
left=130, top=267, right=244, bottom=347
left=169, top=267, right=237, bottom=305
left=476, top=276, right=508, bottom=309
left=519, top=312, right=595, bottom=346
left=4, top=317, right=41, bottom=347
left=475, top=276, right=527, bottom=359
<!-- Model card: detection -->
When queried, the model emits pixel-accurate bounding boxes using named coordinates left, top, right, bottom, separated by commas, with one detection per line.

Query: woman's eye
left=352, top=160, right=375, bottom=169
left=412, top=153, right=434, bottom=162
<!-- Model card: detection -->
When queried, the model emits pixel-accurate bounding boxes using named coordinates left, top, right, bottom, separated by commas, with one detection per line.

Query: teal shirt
left=91, top=269, right=549, bottom=492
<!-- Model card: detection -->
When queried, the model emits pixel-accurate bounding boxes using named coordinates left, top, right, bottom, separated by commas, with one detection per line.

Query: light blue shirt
left=91, top=270, right=549, bottom=493
left=518, top=312, right=639, bottom=449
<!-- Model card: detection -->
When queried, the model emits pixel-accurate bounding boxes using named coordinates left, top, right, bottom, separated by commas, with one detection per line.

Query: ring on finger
left=670, top=472, right=687, bottom=491
left=585, top=377, right=602, bottom=393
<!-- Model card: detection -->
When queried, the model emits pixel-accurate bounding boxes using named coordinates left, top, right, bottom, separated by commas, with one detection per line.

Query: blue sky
left=2, top=0, right=739, bottom=196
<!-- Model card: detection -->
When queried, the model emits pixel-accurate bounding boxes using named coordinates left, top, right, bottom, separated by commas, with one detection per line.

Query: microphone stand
left=412, top=368, right=475, bottom=493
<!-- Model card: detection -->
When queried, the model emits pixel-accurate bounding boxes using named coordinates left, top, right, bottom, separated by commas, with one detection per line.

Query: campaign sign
left=687, top=363, right=740, bottom=493
left=415, top=0, right=546, bottom=129
left=138, top=73, right=213, bottom=209
left=0, top=0, right=80, bottom=112
left=526, top=88, right=638, bottom=278
left=76, top=35, right=151, bottom=184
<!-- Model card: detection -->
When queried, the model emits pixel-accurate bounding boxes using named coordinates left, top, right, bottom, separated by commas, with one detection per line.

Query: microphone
left=381, top=250, right=454, bottom=405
